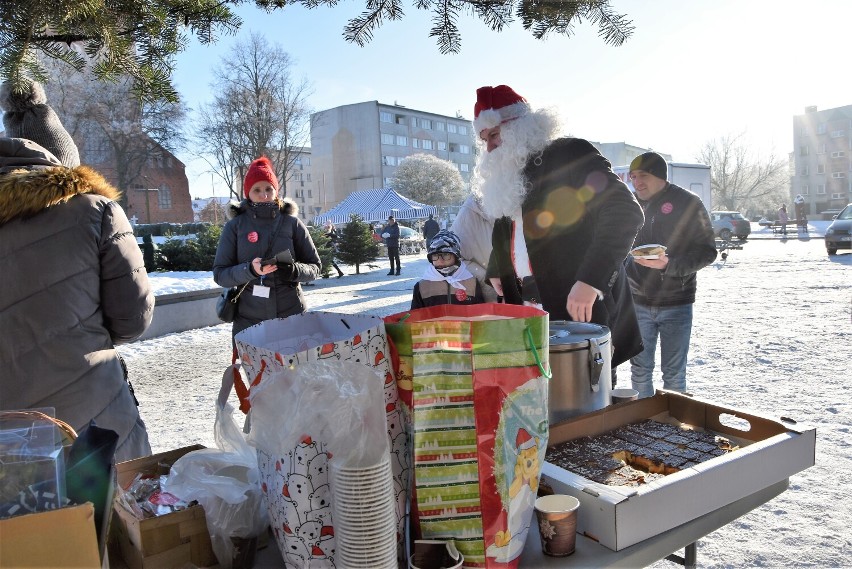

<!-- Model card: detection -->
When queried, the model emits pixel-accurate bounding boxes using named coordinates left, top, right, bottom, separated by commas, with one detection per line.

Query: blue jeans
left=630, top=303, right=693, bottom=398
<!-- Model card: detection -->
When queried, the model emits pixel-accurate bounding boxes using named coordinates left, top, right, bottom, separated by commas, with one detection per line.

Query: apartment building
left=792, top=104, right=852, bottom=217
left=282, top=147, right=319, bottom=223
left=309, top=101, right=477, bottom=216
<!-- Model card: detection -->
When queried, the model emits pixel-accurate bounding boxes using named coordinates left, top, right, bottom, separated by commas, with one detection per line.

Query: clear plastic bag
left=163, top=366, right=269, bottom=568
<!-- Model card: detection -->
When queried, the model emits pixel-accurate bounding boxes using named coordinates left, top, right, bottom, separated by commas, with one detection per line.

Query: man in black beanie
left=625, top=151, right=717, bottom=398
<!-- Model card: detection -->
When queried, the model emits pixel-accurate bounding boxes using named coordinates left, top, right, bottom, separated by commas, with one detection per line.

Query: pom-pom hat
left=243, top=156, right=279, bottom=198
left=473, top=85, right=530, bottom=135
left=629, top=152, right=668, bottom=181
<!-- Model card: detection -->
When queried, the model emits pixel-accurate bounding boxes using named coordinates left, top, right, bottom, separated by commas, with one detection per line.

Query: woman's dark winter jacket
left=410, top=276, right=484, bottom=309
left=213, top=198, right=321, bottom=338
left=487, top=137, right=645, bottom=366
left=0, top=161, right=154, bottom=462
left=625, top=183, right=717, bottom=307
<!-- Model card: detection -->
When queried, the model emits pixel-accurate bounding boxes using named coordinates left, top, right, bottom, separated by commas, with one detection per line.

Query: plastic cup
left=534, top=494, right=580, bottom=557
left=611, top=388, right=639, bottom=404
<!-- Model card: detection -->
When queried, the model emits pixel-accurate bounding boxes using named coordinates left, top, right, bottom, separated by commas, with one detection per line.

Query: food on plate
left=630, top=244, right=667, bottom=258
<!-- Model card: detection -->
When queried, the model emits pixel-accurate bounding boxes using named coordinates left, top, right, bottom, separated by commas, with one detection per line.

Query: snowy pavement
left=126, top=233, right=851, bottom=568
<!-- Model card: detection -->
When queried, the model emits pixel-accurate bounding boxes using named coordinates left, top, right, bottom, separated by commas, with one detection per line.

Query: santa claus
left=471, top=84, right=644, bottom=368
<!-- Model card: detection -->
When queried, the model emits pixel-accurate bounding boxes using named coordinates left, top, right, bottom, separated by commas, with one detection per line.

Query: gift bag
left=384, top=304, right=550, bottom=569
left=234, top=312, right=409, bottom=568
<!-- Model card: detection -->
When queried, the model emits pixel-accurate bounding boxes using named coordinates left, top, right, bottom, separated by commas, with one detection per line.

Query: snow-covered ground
left=124, top=222, right=852, bottom=568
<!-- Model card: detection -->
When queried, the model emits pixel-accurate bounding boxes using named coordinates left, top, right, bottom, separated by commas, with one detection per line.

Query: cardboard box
left=0, top=502, right=102, bottom=568
left=540, top=391, right=816, bottom=551
left=111, top=445, right=217, bottom=569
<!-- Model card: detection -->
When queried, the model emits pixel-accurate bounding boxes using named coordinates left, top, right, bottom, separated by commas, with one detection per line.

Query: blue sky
left=173, top=0, right=852, bottom=198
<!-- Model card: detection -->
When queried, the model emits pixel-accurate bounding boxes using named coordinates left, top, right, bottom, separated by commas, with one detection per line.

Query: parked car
left=824, top=203, right=852, bottom=255
left=710, top=211, right=751, bottom=241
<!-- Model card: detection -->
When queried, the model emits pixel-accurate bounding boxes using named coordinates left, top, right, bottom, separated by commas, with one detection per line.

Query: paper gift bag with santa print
left=384, top=304, right=550, bottom=569
left=234, top=312, right=409, bottom=568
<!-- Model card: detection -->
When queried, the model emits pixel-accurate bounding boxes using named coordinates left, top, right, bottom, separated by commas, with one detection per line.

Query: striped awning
left=312, top=187, right=437, bottom=225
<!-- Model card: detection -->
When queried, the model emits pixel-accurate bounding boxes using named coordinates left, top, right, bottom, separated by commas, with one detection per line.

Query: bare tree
left=194, top=33, right=312, bottom=201
left=391, top=153, right=466, bottom=206
left=697, top=132, right=789, bottom=217
left=1, top=1, right=632, bottom=101
left=42, top=60, right=186, bottom=210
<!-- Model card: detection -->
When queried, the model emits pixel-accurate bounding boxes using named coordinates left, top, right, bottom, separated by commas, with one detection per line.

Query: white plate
left=633, top=254, right=660, bottom=260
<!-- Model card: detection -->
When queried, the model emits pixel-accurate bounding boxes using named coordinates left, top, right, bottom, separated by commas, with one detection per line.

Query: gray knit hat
left=629, top=151, right=668, bottom=181
left=0, top=80, right=80, bottom=167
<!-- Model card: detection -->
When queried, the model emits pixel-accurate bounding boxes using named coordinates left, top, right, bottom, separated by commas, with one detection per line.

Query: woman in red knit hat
left=213, top=156, right=321, bottom=339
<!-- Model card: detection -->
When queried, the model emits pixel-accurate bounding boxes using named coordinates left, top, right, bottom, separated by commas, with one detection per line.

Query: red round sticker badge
left=455, top=289, right=468, bottom=302
left=661, top=202, right=674, bottom=214
left=247, top=231, right=259, bottom=243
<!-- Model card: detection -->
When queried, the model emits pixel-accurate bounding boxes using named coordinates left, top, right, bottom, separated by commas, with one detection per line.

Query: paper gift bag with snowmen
left=234, top=312, right=409, bottom=568
left=384, top=304, right=550, bottom=569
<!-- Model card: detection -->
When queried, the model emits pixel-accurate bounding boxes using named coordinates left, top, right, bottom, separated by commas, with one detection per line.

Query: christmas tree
left=336, top=214, right=381, bottom=274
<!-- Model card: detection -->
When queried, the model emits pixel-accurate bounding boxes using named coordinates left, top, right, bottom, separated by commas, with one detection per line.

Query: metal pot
left=548, top=321, right=612, bottom=424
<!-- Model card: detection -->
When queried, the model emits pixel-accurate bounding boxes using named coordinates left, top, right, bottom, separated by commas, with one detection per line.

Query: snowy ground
left=123, top=222, right=852, bottom=568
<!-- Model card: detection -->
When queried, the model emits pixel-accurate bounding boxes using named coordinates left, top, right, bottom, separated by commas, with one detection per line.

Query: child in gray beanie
left=0, top=80, right=80, bottom=167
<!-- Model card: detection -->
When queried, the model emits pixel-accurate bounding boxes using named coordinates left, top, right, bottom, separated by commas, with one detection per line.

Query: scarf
left=420, top=261, right=475, bottom=291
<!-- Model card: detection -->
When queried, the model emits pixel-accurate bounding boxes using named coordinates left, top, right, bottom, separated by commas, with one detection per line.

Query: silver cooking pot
left=548, top=321, right=612, bottom=424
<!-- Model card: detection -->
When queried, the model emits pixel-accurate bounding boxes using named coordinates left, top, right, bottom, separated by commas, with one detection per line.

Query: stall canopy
left=312, top=188, right=437, bottom=225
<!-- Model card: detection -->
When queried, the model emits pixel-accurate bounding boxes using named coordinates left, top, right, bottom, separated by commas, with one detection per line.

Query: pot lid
left=549, top=320, right=610, bottom=349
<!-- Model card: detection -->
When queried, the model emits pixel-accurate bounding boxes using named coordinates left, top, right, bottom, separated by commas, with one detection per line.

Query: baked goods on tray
left=545, top=419, right=738, bottom=486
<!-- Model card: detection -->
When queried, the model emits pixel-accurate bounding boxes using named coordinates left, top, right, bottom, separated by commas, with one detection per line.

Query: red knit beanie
left=243, top=156, right=279, bottom=198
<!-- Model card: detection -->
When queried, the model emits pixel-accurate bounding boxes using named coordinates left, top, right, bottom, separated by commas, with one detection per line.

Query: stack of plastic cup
left=330, top=455, right=397, bottom=568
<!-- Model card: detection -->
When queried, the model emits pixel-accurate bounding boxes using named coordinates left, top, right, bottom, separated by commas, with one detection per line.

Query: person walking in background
left=794, top=194, right=807, bottom=231
left=411, top=230, right=484, bottom=309
left=423, top=213, right=440, bottom=244
left=213, top=156, right=321, bottom=340
left=382, top=215, right=401, bottom=276
left=471, top=84, right=644, bottom=371
left=625, top=152, right=717, bottom=398
left=778, top=203, right=789, bottom=237
left=1, top=79, right=154, bottom=461
left=324, top=221, right=345, bottom=278
left=450, top=194, right=499, bottom=302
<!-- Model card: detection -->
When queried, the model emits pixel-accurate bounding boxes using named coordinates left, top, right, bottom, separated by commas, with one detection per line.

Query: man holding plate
left=626, top=152, right=717, bottom=398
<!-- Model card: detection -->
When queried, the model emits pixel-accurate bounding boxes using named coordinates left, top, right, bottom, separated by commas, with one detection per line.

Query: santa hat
left=473, top=85, right=530, bottom=135
left=1, top=80, right=80, bottom=168
left=243, top=156, right=279, bottom=197
left=515, top=428, right=536, bottom=451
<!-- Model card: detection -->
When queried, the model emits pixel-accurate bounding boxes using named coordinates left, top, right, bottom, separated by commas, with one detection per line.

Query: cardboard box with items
left=539, top=391, right=816, bottom=551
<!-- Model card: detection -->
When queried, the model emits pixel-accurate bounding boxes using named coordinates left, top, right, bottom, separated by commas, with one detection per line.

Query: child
left=411, top=230, right=485, bottom=309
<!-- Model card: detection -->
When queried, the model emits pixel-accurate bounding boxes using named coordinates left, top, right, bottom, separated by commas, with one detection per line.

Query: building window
left=380, top=111, right=393, bottom=123
left=800, top=165, right=809, bottom=176
left=384, top=177, right=393, bottom=186
left=832, top=172, right=845, bottom=179
left=817, top=123, right=826, bottom=134
left=447, top=123, right=458, bottom=134
left=305, top=157, right=311, bottom=166
left=422, top=139, right=434, bottom=150
left=421, top=119, right=431, bottom=130
left=158, top=186, right=172, bottom=209
left=817, top=144, right=826, bottom=154
left=412, top=138, right=420, bottom=149
left=799, top=146, right=809, bottom=156
left=293, top=172, right=302, bottom=181
left=410, top=117, right=418, bottom=128
left=294, top=157, right=302, bottom=165
left=816, top=184, right=826, bottom=195
left=306, top=174, right=311, bottom=182
left=801, top=185, right=809, bottom=195
left=817, top=164, right=825, bottom=174
left=396, top=135, right=408, bottom=146
left=830, top=130, right=845, bottom=138
left=458, top=125, right=468, bottom=136
left=308, top=190, right=312, bottom=198
left=459, top=144, right=471, bottom=154
left=436, top=122, right=445, bottom=131
left=395, top=114, right=406, bottom=125
left=459, top=163, right=470, bottom=172
left=381, top=133, right=394, bottom=145
left=382, top=155, right=396, bottom=166
left=831, top=151, right=845, bottom=158
left=437, top=141, right=447, bottom=151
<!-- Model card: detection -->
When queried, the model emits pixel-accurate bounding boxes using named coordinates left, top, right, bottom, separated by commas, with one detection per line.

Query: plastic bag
left=163, top=367, right=269, bottom=568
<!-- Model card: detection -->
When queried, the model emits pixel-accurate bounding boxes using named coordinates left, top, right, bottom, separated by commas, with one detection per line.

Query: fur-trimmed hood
left=227, top=197, right=299, bottom=219
left=0, top=165, right=120, bottom=225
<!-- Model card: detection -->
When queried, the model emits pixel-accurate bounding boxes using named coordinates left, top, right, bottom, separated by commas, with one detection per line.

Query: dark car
left=825, top=203, right=852, bottom=255
left=710, top=211, right=751, bottom=241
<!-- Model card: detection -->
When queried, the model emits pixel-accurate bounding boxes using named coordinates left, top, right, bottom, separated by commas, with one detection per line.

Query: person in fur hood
left=0, top=137, right=155, bottom=462
left=213, top=156, right=321, bottom=340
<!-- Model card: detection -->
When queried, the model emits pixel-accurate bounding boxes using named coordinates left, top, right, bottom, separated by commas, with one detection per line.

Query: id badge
left=253, top=284, right=271, bottom=298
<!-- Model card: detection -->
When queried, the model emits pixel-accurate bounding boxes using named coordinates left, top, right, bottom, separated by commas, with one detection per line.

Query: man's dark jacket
left=487, top=137, right=645, bottom=366
left=423, top=217, right=440, bottom=243
left=626, top=183, right=717, bottom=307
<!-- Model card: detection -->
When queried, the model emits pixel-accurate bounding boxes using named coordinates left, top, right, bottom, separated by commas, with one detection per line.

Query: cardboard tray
left=540, top=391, right=816, bottom=551
left=110, top=445, right=217, bottom=569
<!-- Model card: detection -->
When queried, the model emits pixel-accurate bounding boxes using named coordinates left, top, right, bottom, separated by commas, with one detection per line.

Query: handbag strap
left=232, top=210, right=287, bottom=303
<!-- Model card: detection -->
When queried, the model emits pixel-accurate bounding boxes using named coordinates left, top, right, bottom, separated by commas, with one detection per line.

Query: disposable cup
left=611, top=388, right=639, bottom=404
left=534, top=494, right=580, bottom=557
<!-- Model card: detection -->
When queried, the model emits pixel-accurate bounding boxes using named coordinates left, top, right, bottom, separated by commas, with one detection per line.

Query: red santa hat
left=515, top=428, right=536, bottom=451
left=473, top=85, right=530, bottom=135
left=243, top=156, right=279, bottom=198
